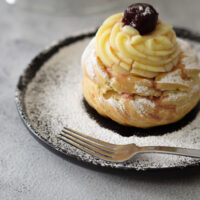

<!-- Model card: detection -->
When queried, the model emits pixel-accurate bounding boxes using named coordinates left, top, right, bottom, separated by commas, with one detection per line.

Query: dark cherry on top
left=122, top=3, right=159, bottom=35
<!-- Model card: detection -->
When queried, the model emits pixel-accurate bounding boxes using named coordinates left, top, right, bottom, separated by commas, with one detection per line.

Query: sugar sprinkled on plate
left=24, top=38, right=200, bottom=170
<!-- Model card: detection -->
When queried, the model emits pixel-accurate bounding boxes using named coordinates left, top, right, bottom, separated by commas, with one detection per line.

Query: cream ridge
left=95, top=13, right=180, bottom=78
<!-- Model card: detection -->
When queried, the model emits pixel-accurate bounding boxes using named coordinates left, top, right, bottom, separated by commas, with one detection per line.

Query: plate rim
left=15, top=27, right=200, bottom=171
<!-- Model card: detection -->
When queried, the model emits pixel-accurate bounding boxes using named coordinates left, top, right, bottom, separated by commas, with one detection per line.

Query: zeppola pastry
left=82, top=3, right=200, bottom=128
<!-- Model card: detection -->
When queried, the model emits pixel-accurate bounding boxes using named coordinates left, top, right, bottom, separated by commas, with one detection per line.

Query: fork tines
left=58, top=127, right=117, bottom=161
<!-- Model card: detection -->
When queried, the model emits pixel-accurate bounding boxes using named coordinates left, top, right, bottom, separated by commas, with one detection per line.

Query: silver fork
left=58, top=127, right=200, bottom=162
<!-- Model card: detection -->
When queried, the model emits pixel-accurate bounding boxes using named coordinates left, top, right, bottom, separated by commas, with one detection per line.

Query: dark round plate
left=15, top=28, right=200, bottom=171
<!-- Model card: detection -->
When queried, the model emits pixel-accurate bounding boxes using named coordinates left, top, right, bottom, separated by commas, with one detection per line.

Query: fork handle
left=140, top=146, right=200, bottom=158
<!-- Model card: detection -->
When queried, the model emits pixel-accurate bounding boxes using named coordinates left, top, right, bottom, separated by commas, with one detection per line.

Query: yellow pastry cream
left=95, top=13, right=180, bottom=78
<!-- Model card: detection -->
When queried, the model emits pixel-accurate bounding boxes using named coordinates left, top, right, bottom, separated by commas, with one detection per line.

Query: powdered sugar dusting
left=132, top=98, right=155, bottom=117
left=135, top=85, right=149, bottom=93
left=139, top=6, right=143, bottom=11
left=95, top=62, right=109, bottom=81
left=165, top=91, right=187, bottom=101
left=99, top=95, right=124, bottom=112
left=106, top=98, right=124, bottom=112
left=82, top=38, right=109, bottom=81
left=81, top=38, right=96, bottom=79
left=157, top=69, right=190, bottom=86
left=191, top=84, right=200, bottom=95
left=142, top=6, right=151, bottom=16
left=178, top=38, right=200, bottom=70
left=24, top=37, right=200, bottom=170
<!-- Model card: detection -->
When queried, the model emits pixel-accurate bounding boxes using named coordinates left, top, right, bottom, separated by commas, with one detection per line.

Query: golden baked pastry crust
left=82, top=38, right=200, bottom=128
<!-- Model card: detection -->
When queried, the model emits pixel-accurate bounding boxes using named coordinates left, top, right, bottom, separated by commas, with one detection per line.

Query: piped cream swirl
left=95, top=13, right=180, bottom=78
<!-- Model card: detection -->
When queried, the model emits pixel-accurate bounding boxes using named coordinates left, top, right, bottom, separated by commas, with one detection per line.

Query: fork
left=58, top=127, right=200, bottom=162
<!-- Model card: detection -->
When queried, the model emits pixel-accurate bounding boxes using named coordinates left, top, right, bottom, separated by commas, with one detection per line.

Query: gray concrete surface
left=1, top=0, right=200, bottom=199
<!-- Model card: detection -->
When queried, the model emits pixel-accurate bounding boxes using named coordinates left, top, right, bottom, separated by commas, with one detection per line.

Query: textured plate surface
left=16, top=28, right=200, bottom=171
